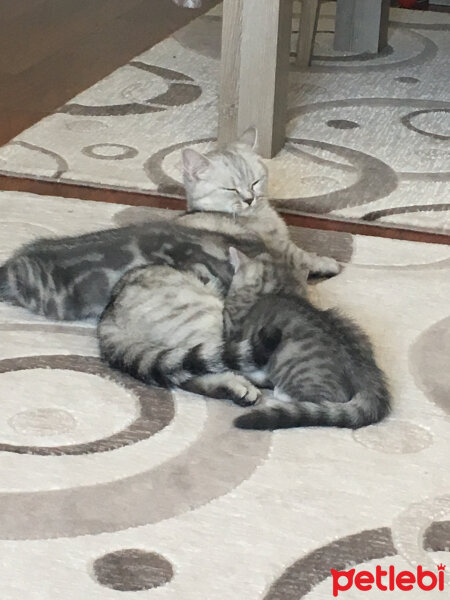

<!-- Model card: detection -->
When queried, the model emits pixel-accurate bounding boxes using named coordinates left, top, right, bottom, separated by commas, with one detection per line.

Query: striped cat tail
left=100, top=340, right=229, bottom=389
left=234, top=386, right=391, bottom=430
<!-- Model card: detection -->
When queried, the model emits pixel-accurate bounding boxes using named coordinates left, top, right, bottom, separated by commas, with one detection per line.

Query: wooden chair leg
left=218, top=0, right=293, bottom=158
left=217, top=0, right=244, bottom=147
left=295, top=0, right=320, bottom=67
left=334, top=0, right=390, bottom=54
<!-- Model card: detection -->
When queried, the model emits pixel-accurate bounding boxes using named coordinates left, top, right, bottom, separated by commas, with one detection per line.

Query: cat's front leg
left=283, top=241, right=341, bottom=279
left=305, top=252, right=341, bottom=278
left=180, top=373, right=261, bottom=406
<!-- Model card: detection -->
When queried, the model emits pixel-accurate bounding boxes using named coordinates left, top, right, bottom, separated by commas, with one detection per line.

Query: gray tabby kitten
left=97, top=263, right=266, bottom=404
left=224, top=248, right=391, bottom=430
left=0, top=130, right=338, bottom=321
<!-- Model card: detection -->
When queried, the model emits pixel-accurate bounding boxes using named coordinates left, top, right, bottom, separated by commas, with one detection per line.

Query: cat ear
left=229, top=247, right=248, bottom=273
left=182, top=148, right=210, bottom=179
left=238, top=127, right=258, bottom=150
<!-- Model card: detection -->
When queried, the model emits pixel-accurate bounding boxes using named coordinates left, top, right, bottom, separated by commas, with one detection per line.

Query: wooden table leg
left=334, top=0, right=390, bottom=54
left=218, top=0, right=293, bottom=158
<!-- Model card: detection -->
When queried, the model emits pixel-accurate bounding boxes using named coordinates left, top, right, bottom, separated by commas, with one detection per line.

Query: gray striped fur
left=0, top=129, right=338, bottom=321
left=97, top=264, right=262, bottom=405
left=225, top=250, right=391, bottom=430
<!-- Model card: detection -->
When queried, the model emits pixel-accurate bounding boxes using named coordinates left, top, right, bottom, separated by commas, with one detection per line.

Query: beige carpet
left=0, top=3, right=449, bottom=236
left=0, top=190, right=449, bottom=597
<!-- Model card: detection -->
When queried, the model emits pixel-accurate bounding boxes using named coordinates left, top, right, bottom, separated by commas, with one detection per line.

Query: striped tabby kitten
left=0, top=129, right=337, bottom=321
left=97, top=263, right=266, bottom=405
left=224, top=248, right=391, bottom=430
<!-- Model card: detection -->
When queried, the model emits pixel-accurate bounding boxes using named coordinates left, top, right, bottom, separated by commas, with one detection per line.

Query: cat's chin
left=236, top=198, right=262, bottom=212
left=238, top=200, right=265, bottom=214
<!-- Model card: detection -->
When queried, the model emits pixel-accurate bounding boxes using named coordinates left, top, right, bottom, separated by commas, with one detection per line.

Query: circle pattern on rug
left=59, top=62, right=201, bottom=117
left=82, top=144, right=139, bottom=160
left=93, top=549, right=174, bottom=591
left=409, top=315, right=450, bottom=417
left=0, top=352, right=270, bottom=539
left=288, top=97, right=450, bottom=189
left=395, top=76, right=420, bottom=84
left=391, top=495, right=450, bottom=587
left=263, top=518, right=450, bottom=599
left=278, top=137, right=398, bottom=212
left=326, top=119, right=360, bottom=129
left=6, top=141, right=68, bottom=178
left=0, top=355, right=174, bottom=455
left=8, top=408, right=77, bottom=436
left=401, top=108, right=450, bottom=141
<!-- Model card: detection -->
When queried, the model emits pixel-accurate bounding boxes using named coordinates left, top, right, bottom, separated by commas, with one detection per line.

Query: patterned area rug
left=0, top=190, right=449, bottom=598
left=0, top=3, right=449, bottom=235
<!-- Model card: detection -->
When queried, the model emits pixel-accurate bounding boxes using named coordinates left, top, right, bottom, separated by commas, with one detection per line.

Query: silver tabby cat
left=0, top=129, right=338, bottom=321
left=97, top=262, right=268, bottom=406
left=224, top=248, right=391, bottom=430
left=97, top=237, right=299, bottom=405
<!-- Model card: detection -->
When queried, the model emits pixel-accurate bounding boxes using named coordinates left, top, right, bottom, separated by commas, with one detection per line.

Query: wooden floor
left=0, top=0, right=448, bottom=245
left=0, top=0, right=219, bottom=146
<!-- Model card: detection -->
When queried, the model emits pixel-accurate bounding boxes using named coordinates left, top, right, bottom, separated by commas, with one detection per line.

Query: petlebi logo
left=331, top=563, right=446, bottom=596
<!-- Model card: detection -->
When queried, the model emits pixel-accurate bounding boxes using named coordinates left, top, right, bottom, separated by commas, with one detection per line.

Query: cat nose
left=242, top=196, right=253, bottom=205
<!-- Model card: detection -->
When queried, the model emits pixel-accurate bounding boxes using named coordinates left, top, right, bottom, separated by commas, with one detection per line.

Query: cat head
left=182, top=129, right=268, bottom=215
left=228, top=247, right=305, bottom=298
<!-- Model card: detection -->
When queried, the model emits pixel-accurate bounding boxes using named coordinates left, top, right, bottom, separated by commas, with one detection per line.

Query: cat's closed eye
left=223, top=180, right=260, bottom=194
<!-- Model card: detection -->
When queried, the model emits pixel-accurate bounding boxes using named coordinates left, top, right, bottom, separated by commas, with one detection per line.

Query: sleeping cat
left=0, top=129, right=338, bottom=321
left=224, top=248, right=391, bottom=430
left=97, top=261, right=270, bottom=404
left=97, top=244, right=296, bottom=404
left=178, top=128, right=338, bottom=278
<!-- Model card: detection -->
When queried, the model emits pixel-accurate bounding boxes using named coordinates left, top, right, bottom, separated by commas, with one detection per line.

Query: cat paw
left=308, top=256, right=341, bottom=278
left=229, top=377, right=262, bottom=407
